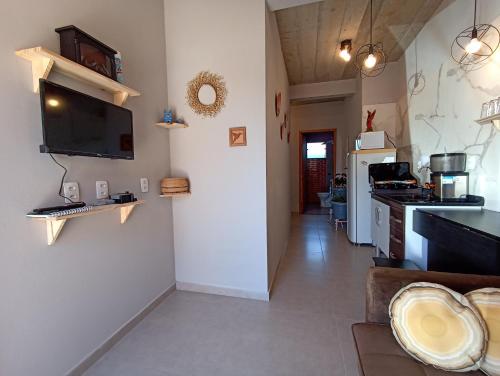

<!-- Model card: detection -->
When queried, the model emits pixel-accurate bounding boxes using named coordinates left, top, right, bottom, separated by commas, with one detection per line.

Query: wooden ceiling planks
left=275, top=0, right=445, bottom=84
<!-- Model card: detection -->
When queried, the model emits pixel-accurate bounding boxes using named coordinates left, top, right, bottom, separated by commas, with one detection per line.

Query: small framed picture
left=229, top=127, right=247, bottom=147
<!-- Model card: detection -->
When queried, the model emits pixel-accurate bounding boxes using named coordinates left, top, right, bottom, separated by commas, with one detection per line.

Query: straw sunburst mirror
left=186, top=71, right=227, bottom=117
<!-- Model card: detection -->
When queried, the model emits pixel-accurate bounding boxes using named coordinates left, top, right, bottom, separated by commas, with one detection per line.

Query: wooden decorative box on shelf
left=27, top=200, right=144, bottom=245
left=475, top=114, right=500, bottom=130
left=154, top=122, right=188, bottom=129
left=15, top=46, right=140, bottom=106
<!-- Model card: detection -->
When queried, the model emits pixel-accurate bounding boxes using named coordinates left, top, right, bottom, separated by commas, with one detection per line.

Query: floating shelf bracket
left=475, top=115, right=500, bottom=130
left=29, top=200, right=144, bottom=245
left=15, top=47, right=140, bottom=106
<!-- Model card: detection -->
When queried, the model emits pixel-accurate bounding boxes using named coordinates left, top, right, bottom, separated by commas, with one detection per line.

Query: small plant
left=334, top=173, right=347, bottom=187
left=332, top=194, right=346, bottom=203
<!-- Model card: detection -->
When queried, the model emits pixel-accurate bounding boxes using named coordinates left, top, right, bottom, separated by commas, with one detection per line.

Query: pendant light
left=339, top=39, right=352, bottom=62
left=355, top=0, right=386, bottom=78
left=451, top=0, right=499, bottom=69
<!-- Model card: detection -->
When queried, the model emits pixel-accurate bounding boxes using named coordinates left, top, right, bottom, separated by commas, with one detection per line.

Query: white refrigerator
left=347, top=149, right=396, bottom=244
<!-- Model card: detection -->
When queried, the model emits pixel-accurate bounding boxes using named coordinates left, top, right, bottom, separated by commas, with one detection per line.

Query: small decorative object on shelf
left=229, top=127, right=247, bottom=147
left=163, top=110, right=173, bottom=123
left=114, top=51, right=124, bottom=83
left=366, top=110, right=376, bottom=132
left=55, top=25, right=118, bottom=80
left=476, top=97, right=500, bottom=130
left=160, top=177, right=190, bottom=197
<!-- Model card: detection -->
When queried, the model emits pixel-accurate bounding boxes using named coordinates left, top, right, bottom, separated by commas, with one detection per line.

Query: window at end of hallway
left=306, top=142, right=326, bottom=159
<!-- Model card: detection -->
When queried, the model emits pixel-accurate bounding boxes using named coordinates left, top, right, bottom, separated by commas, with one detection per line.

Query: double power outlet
left=62, top=178, right=149, bottom=203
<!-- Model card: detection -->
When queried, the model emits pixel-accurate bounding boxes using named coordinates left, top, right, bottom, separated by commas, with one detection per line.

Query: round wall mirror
left=198, top=84, right=217, bottom=105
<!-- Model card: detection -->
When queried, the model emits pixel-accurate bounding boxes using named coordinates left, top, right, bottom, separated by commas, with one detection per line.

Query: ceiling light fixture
left=451, top=0, right=500, bottom=70
left=354, top=0, right=386, bottom=78
left=339, top=39, right=352, bottom=62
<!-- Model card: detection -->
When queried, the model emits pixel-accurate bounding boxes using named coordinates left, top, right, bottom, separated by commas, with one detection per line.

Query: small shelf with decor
left=27, top=200, right=144, bottom=245
left=475, top=114, right=500, bottom=130
left=15, top=46, right=140, bottom=106
left=160, top=178, right=190, bottom=198
left=154, top=122, right=188, bottom=129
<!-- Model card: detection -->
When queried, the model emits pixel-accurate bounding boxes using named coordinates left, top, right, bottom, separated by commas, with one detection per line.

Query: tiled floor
left=85, top=215, right=374, bottom=376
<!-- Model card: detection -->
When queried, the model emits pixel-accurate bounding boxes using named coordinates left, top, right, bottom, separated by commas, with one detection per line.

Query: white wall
left=290, top=79, right=356, bottom=101
left=399, top=0, right=500, bottom=210
left=362, top=61, right=406, bottom=106
left=265, top=6, right=291, bottom=289
left=0, top=1, right=175, bottom=375
left=164, top=0, right=269, bottom=299
left=290, top=101, right=349, bottom=212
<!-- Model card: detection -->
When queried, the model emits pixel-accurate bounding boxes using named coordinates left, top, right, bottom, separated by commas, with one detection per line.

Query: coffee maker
left=429, top=153, right=469, bottom=200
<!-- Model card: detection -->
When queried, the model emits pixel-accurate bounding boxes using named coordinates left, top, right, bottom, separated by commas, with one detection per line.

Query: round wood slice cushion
left=389, top=282, right=487, bottom=372
left=466, top=288, right=500, bottom=376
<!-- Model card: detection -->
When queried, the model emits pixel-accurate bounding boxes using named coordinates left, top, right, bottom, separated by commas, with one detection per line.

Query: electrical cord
left=49, top=153, right=76, bottom=203
left=385, top=133, right=397, bottom=148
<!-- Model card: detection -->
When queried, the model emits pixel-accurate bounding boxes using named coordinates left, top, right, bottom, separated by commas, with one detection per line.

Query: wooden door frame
left=299, top=129, right=337, bottom=214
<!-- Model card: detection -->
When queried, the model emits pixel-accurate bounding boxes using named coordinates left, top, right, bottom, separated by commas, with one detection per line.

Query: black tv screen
left=39, top=80, right=134, bottom=159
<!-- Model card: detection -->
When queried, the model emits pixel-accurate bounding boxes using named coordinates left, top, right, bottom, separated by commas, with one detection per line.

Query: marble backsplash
left=395, top=1, right=500, bottom=211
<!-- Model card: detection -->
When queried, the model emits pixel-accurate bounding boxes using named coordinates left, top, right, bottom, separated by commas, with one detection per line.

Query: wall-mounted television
left=39, top=80, right=134, bottom=159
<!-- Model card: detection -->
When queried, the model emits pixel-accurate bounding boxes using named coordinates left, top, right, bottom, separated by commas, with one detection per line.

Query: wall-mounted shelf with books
left=27, top=200, right=144, bottom=245
left=15, top=46, right=140, bottom=106
left=475, top=114, right=500, bottom=130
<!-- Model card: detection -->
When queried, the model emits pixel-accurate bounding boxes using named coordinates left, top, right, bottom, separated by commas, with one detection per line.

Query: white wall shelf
left=27, top=200, right=144, bottom=245
left=15, top=46, right=140, bottom=106
left=475, top=114, right=500, bottom=130
left=154, top=122, right=188, bottom=129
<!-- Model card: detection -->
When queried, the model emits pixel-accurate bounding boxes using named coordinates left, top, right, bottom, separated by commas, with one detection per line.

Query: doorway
left=299, top=129, right=336, bottom=214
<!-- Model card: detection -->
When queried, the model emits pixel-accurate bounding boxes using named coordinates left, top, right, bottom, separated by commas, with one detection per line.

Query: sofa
left=352, top=267, right=500, bottom=376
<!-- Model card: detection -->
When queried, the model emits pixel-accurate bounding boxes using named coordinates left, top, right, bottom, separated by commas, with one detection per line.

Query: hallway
left=85, top=215, right=374, bottom=376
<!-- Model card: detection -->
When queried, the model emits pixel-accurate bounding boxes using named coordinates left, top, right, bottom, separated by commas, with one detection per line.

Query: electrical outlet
left=140, top=178, right=149, bottom=193
left=96, top=181, right=109, bottom=199
left=63, top=182, right=80, bottom=203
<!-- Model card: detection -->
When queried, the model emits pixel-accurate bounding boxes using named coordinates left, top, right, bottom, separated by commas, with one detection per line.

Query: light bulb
left=465, top=37, right=482, bottom=54
left=47, top=98, right=59, bottom=107
left=364, top=53, right=377, bottom=69
left=339, top=49, right=351, bottom=62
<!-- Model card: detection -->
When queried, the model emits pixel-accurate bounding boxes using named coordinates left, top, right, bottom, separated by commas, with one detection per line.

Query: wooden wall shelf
left=27, top=200, right=144, bottom=245
left=15, top=46, right=140, bottom=106
left=160, top=192, right=191, bottom=198
left=475, top=114, right=500, bottom=130
left=155, top=122, right=188, bottom=129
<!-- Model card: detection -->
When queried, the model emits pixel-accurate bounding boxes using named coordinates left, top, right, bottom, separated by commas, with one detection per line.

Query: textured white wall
left=290, top=101, right=349, bottom=212
left=164, top=0, right=269, bottom=298
left=266, top=6, right=291, bottom=289
left=0, top=1, right=175, bottom=375
left=399, top=0, right=500, bottom=210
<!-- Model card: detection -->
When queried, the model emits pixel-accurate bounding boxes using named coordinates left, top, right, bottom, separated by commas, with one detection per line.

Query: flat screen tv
left=39, top=80, right=134, bottom=159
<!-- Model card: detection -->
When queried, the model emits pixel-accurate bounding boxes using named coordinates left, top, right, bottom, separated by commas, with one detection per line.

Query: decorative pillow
left=466, top=288, right=500, bottom=376
left=389, top=282, right=487, bottom=372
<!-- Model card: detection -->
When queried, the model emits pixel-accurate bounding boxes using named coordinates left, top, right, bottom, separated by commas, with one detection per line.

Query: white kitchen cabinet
left=371, top=198, right=390, bottom=257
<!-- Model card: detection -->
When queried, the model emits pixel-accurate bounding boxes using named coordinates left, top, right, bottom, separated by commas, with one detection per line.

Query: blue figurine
left=163, top=110, right=173, bottom=123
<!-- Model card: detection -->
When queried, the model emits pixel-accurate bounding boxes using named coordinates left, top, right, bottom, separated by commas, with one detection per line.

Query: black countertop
left=372, top=192, right=485, bottom=207
left=416, top=209, right=500, bottom=241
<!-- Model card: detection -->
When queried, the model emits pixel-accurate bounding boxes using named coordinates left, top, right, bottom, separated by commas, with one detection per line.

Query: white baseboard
left=66, top=283, right=176, bottom=376
left=176, top=281, right=269, bottom=301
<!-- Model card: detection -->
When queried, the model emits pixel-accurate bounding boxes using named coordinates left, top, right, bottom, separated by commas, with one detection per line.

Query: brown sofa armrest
left=366, top=267, right=500, bottom=324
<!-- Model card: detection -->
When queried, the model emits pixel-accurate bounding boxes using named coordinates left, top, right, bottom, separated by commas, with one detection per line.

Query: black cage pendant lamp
left=355, top=0, right=386, bottom=78
left=451, top=0, right=500, bottom=69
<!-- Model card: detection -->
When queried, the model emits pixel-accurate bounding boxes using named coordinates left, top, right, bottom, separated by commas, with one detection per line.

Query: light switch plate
left=63, top=182, right=80, bottom=203
left=96, top=181, right=109, bottom=199
left=140, top=178, right=149, bottom=193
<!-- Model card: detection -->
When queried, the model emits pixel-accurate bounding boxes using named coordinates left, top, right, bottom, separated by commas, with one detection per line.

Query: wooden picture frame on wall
left=229, top=127, right=247, bottom=147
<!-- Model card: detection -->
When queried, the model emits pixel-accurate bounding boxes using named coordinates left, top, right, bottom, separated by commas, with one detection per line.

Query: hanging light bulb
left=339, top=39, right=352, bottom=62
left=364, top=53, right=377, bottom=69
left=465, top=29, right=482, bottom=54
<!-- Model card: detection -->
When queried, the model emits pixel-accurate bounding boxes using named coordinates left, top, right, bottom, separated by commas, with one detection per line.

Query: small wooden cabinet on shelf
left=15, top=46, right=140, bottom=106
left=27, top=200, right=144, bottom=245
